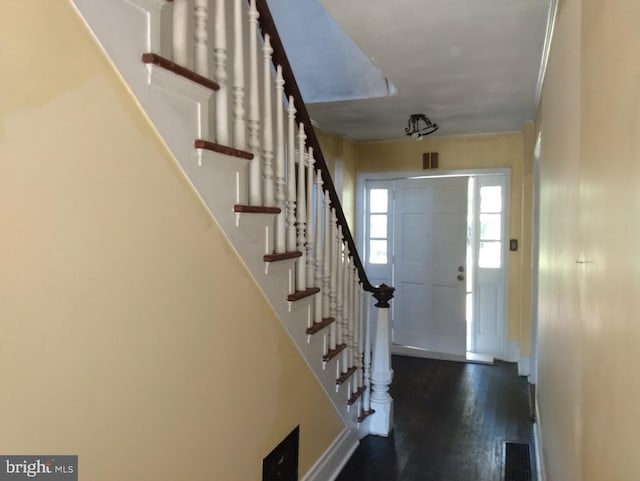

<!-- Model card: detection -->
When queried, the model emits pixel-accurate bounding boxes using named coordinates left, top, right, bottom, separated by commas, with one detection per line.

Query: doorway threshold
left=391, top=344, right=494, bottom=365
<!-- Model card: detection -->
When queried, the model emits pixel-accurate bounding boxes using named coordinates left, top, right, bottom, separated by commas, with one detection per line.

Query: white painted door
left=392, top=177, right=468, bottom=356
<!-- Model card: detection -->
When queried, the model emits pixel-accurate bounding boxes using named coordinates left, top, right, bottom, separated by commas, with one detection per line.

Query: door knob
left=457, top=274, right=465, bottom=281
left=458, top=266, right=465, bottom=272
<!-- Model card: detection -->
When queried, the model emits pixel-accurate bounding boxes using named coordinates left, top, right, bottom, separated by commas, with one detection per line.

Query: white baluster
left=172, top=0, right=190, bottom=66
left=323, top=190, right=332, bottom=319
left=328, top=208, right=338, bottom=351
left=286, top=97, right=297, bottom=252
left=274, top=66, right=286, bottom=252
left=363, top=294, right=372, bottom=414
left=341, top=253, right=350, bottom=371
left=356, top=280, right=364, bottom=391
left=261, top=34, right=275, bottom=206
left=213, top=0, right=229, bottom=145
left=247, top=0, right=261, bottom=205
left=335, top=226, right=344, bottom=347
left=296, top=124, right=307, bottom=292
left=194, top=0, right=209, bottom=76
left=314, top=170, right=324, bottom=323
left=370, top=285, right=395, bottom=436
left=350, top=264, right=358, bottom=372
left=306, top=148, right=315, bottom=287
left=343, top=262, right=353, bottom=368
left=232, top=0, right=246, bottom=149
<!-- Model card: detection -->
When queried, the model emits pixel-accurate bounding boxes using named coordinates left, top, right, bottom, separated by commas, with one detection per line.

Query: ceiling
left=268, top=0, right=552, bottom=141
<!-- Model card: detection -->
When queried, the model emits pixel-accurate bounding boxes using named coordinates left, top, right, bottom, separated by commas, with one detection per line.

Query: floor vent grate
left=504, top=442, right=532, bottom=481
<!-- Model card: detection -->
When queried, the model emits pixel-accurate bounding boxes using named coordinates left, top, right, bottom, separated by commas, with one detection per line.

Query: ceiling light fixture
left=405, top=114, right=439, bottom=140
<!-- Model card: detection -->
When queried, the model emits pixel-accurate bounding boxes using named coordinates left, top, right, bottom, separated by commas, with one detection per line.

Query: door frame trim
left=357, top=168, right=511, bottom=359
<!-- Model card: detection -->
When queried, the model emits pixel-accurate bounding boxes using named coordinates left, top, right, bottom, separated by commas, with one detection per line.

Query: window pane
left=479, top=241, right=501, bottom=268
left=369, top=189, right=388, bottom=213
left=370, top=214, right=387, bottom=238
left=369, top=240, right=388, bottom=264
left=480, top=186, right=502, bottom=213
left=480, top=213, right=501, bottom=240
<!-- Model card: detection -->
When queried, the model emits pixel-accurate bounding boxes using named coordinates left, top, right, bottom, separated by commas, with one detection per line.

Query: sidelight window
left=478, top=185, right=502, bottom=268
left=368, top=188, right=389, bottom=264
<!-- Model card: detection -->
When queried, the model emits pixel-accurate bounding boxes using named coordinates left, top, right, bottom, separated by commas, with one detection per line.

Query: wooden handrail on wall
left=254, top=0, right=388, bottom=295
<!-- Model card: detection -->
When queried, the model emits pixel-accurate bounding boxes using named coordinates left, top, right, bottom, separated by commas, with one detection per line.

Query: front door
left=392, top=177, right=468, bottom=356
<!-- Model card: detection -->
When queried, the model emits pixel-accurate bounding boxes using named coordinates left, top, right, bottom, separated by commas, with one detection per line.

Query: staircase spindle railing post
left=305, top=148, right=315, bottom=287
left=356, top=282, right=364, bottom=392
left=322, top=193, right=331, bottom=319
left=232, top=0, right=246, bottom=149
left=335, top=229, right=345, bottom=350
left=172, top=0, right=190, bottom=67
left=247, top=0, right=262, bottom=205
left=362, top=294, right=372, bottom=416
left=194, top=0, right=209, bottom=77
left=295, top=124, right=307, bottom=292
left=213, top=0, right=229, bottom=145
left=369, top=284, right=395, bottom=436
left=285, top=97, right=297, bottom=252
left=341, top=254, right=350, bottom=371
left=314, top=170, right=324, bottom=323
left=349, top=264, right=357, bottom=371
left=328, top=208, right=338, bottom=351
left=273, top=65, right=286, bottom=252
left=261, top=34, right=275, bottom=206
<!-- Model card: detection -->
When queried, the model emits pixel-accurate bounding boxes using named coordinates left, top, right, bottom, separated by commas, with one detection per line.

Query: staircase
left=71, top=0, right=394, bottom=450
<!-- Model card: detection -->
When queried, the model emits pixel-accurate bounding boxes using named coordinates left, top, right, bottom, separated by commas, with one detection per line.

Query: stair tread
left=306, top=317, right=335, bottom=335
left=347, top=386, right=366, bottom=406
left=195, top=139, right=253, bottom=160
left=287, top=287, right=320, bottom=302
left=323, top=343, right=346, bottom=362
left=234, top=205, right=281, bottom=214
left=141, top=53, right=219, bottom=91
left=336, top=366, right=357, bottom=385
left=357, top=409, right=375, bottom=423
left=264, top=251, right=302, bottom=263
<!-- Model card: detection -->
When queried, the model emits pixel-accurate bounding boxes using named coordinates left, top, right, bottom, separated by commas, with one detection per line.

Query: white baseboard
left=302, top=428, right=359, bottom=481
left=505, top=341, right=520, bottom=362
left=518, top=357, right=530, bottom=376
left=391, top=345, right=494, bottom=365
left=533, top=399, right=546, bottom=481
left=391, top=345, right=466, bottom=362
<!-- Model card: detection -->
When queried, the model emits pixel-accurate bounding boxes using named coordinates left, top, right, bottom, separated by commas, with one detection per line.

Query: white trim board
left=391, top=345, right=494, bottom=365
left=302, top=428, right=359, bottom=481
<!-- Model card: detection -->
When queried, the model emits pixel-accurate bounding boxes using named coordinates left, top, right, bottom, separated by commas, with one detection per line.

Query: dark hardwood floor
left=336, top=356, right=535, bottom=481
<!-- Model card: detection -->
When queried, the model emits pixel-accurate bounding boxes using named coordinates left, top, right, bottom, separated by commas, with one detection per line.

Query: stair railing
left=160, top=0, right=394, bottom=433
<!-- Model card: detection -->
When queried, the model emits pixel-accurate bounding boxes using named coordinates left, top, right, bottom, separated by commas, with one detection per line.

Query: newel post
left=369, top=283, right=395, bottom=436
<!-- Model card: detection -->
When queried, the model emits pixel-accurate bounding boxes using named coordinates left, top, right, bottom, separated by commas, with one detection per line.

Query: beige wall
left=315, top=129, right=340, bottom=182
left=536, top=0, right=640, bottom=480
left=315, top=129, right=358, bottom=231
left=0, top=2, right=344, bottom=480
left=356, top=134, right=531, bottom=355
